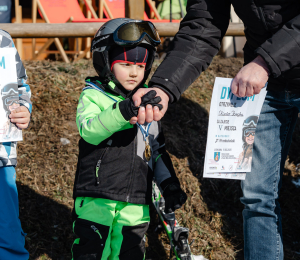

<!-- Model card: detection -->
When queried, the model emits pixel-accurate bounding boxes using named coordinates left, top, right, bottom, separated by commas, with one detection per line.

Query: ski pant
left=0, top=166, right=29, bottom=260
left=72, top=197, right=150, bottom=260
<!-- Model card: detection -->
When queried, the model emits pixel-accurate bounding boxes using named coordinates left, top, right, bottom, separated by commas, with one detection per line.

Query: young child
left=0, top=30, right=32, bottom=259
left=72, top=18, right=187, bottom=260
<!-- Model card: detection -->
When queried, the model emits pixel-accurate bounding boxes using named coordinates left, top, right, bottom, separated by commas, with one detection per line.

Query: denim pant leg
left=0, top=166, right=29, bottom=260
left=241, top=90, right=298, bottom=260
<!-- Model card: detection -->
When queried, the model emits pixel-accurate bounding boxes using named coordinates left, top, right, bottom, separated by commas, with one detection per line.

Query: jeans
left=241, top=90, right=300, bottom=260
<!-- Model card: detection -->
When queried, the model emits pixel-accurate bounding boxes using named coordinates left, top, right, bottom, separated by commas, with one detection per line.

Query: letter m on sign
left=0, top=56, right=5, bottom=69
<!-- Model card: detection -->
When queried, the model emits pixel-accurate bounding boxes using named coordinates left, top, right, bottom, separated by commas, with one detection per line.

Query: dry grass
left=16, top=57, right=300, bottom=260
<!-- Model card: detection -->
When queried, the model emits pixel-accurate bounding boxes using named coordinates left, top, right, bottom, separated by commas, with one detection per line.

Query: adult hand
left=231, top=56, right=269, bottom=97
left=131, top=87, right=169, bottom=124
left=9, top=106, right=30, bottom=129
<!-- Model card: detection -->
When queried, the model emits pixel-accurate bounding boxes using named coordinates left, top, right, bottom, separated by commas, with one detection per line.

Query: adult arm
left=152, top=124, right=187, bottom=212
left=232, top=14, right=300, bottom=97
left=255, top=14, right=300, bottom=78
left=152, top=129, right=180, bottom=192
left=149, top=0, right=231, bottom=103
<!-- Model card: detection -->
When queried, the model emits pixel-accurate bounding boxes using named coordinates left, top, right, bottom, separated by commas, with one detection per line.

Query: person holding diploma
left=0, top=30, right=32, bottom=259
left=129, top=1, right=300, bottom=259
left=72, top=19, right=186, bottom=259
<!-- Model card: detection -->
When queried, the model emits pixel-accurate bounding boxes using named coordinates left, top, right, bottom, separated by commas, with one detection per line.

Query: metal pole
left=170, top=0, right=172, bottom=22
left=178, top=0, right=184, bottom=18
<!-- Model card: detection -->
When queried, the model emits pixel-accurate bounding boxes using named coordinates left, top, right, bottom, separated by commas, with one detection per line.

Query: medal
left=144, top=136, right=152, bottom=161
left=137, top=122, right=152, bottom=162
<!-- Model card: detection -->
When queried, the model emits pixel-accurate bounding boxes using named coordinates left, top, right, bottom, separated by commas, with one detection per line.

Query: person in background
left=0, top=29, right=32, bottom=260
left=0, top=0, right=11, bottom=23
left=131, top=1, right=300, bottom=259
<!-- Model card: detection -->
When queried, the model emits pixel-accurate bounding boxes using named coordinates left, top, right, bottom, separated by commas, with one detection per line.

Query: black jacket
left=149, top=0, right=300, bottom=101
left=73, top=78, right=179, bottom=204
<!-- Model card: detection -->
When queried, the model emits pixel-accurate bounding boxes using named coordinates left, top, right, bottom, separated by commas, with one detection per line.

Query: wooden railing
left=0, top=22, right=245, bottom=38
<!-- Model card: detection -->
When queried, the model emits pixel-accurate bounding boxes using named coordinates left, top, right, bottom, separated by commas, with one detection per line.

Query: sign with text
left=203, top=77, right=267, bottom=179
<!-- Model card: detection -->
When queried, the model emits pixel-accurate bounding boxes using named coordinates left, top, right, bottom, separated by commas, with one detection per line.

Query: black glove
left=163, top=182, right=187, bottom=213
left=119, top=90, right=163, bottom=121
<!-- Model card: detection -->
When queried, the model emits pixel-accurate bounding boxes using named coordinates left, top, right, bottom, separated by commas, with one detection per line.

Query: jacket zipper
left=91, top=225, right=102, bottom=239
left=257, top=7, right=268, bottom=31
left=95, top=147, right=108, bottom=185
left=76, top=221, right=103, bottom=240
left=125, top=126, right=137, bottom=202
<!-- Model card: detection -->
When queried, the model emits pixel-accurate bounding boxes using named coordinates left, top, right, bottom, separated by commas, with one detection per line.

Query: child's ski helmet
left=1, top=83, right=19, bottom=113
left=242, top=115, right=258, bottom=142
left=91, top=18, right=160, bottom=86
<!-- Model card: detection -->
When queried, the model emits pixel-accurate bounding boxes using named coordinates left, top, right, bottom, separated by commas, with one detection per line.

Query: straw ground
left=17, top=57, right=300, bottom=260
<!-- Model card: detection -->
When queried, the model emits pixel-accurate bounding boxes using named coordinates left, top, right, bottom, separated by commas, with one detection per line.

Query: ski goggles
left=113, top=21, right=161, bottom=47
left=244, top=128, right=255, bottom=137
left=243, top=116, right=258, bottom=126
left=91, top=21, right=160, bottom=52
left=4, top=96, right=19, bottom=106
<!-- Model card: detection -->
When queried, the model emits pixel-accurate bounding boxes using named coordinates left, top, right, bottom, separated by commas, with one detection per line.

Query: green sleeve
left=76, top=89, right=129, bottom=145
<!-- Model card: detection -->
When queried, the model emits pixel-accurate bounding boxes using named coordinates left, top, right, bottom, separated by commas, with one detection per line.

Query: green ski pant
left=72, top=197, right=150, bottom=260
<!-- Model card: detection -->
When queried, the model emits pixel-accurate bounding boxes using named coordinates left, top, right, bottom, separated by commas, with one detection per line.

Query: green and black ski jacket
left=73, top=77, right=179, bottom=205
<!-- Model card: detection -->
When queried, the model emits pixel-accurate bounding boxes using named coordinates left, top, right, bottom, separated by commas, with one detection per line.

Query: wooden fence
left=0, top=22, right=245, bottom=38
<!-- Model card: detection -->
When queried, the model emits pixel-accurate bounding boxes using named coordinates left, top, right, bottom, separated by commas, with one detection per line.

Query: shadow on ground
left=18, top=183, right=74, bottom=260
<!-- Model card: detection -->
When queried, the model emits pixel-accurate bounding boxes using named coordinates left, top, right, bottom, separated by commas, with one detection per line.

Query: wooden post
left=145, top=0, right=161, bottom=20
left=0, top=23, right=245, bottom=38
left=150, top=0, right=154, bottom=19
left=35, top=0, right=70, bottom=63
left=32, top=0, right=37, bottom=59
left=86, top=0, right=92, bottom=58
left=99, top=0, right=104, bottom=18
left=125, top=0, right=144, bottom=20
left=84, top=0, right=98, bottom=18
left=103, top=0, right=113, bottom=19
left=15, top=0, right=23, bottom=59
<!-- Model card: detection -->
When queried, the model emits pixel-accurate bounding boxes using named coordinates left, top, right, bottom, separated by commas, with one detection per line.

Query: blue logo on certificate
left=214, top=152, right=220, bottom=162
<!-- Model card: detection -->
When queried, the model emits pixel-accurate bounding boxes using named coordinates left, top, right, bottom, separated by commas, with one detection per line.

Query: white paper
left=203, top=77, right=267, bottom=179
left=0, top=49, right=22, bottom=142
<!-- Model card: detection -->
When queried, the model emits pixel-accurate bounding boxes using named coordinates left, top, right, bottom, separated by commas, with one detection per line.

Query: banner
left=203, top=77, right=267, bottom=179
left=0, top=48, right=22, bottom=142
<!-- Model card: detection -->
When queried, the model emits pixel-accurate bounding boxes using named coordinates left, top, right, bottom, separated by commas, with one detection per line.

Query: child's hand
left=163, top=182, right=187, bottom=213
left=9, top=106, right=30, bottom=129
left=119, top=90, right=162, bottom=124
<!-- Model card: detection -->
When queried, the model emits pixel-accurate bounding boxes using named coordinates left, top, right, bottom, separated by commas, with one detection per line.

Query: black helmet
left=1, top=83, right=18, bottom=113
left=91, top=18, right=160, bottom=88
left=242, top=115, right=258, bottom=142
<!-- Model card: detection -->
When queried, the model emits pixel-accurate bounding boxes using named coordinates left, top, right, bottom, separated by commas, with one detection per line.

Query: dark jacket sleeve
left=152, top=123, right=180, bottom=192
left=149, top=0, right=231, bottom=102
left=255, top=14, right=300, bottom=78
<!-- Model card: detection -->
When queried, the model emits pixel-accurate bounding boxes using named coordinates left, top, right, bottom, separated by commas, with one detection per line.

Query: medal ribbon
left=136, top=122, right=152, bottom=141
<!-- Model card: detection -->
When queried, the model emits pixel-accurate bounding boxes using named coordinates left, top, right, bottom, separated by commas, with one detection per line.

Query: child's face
left=245, top=134, right=255, bottom=145
left=112, top=62, right=145, bottom=91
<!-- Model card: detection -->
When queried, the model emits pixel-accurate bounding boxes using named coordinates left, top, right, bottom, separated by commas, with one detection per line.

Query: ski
left=152, top=182, right=193, bottom=260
